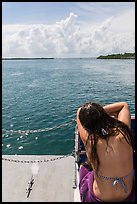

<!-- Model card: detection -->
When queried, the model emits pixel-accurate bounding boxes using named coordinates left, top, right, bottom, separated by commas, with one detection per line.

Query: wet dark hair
left=78, top=102, right=134, bottom=171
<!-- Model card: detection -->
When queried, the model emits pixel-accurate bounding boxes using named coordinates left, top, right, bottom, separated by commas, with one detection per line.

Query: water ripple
left=2, top=58, right=135, bottom=155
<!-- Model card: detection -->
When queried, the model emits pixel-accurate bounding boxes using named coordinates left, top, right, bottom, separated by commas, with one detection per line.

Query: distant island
left=2, top=57, right=54, bottom=60
left=97, top=52, right=135, bottom=59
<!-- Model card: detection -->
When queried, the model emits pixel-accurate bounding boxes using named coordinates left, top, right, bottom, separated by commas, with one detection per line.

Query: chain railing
left=2, top=150, right=75, bottom=164
left=2, top=119, right=76, bottom=135
left=2, top=119, right=76, bottom=163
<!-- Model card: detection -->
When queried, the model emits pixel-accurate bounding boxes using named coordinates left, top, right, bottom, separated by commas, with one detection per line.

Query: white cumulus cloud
left=2, top=11, right=135, bottom=58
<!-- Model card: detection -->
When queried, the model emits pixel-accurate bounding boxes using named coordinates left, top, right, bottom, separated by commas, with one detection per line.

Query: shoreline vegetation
left=96, top=52, right=135, bottom=59
left=2, top=52, right=135, bottom=60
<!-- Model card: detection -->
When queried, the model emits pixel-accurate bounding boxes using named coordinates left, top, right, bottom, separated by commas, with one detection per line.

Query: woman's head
left=78, top=102, right=111, bottom=138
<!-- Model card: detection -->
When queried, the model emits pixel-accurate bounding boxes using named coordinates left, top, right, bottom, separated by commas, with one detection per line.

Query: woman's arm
left=103, top=102, right=131, bottom=128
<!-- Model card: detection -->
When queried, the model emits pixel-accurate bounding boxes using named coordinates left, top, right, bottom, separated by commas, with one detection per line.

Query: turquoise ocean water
left=2, top=58, right=135, bottom=155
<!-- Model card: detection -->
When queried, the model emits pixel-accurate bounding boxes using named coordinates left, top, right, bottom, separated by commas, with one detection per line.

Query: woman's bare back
left=93, top=134, right=134, bottom=201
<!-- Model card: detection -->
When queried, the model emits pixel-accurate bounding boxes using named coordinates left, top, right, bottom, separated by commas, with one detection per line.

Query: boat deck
left=2, top=155, right=80, bottom=202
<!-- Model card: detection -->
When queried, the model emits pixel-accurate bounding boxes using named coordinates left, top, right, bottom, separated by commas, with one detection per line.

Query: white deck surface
left=2, top=155, right=80, bottom=202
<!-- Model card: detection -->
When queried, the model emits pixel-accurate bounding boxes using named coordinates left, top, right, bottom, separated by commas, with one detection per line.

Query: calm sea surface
left=2, top=58, right=135, bottom=155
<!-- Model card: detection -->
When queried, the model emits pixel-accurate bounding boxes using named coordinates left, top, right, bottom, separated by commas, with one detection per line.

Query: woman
left=76, top=101, right=134, bottom=202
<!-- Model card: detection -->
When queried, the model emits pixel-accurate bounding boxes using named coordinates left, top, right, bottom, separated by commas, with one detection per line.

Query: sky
left=2, top=2, right=135, bottom=58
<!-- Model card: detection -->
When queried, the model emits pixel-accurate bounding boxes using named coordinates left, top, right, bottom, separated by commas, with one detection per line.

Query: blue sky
left=2, top=2, right=135, bottom=58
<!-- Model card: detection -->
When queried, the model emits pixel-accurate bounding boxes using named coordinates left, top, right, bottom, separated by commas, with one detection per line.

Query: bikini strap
left=94, top=170, right=133, bottom=193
